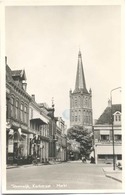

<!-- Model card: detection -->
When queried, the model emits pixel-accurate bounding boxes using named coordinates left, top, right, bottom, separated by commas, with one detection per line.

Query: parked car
left=116, top=160, right=122, bottom=170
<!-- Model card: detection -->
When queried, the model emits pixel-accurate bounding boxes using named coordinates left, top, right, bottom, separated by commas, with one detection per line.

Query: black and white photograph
left=1, top=0, right=125, bottom=194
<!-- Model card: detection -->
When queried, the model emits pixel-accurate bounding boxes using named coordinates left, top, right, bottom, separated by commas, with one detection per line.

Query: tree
left=67, top=125, right=93, bottom=158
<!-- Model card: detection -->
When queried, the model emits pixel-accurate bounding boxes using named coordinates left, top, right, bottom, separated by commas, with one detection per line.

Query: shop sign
left=8, top=139, right=13, bottom=153
left=12, top=121, right=20, bottom=128
left=21, top=124, right=28, bottom=130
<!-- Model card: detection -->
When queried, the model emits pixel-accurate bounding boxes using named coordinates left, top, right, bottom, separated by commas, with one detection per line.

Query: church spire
left=74, top=50, right=87, bottom=93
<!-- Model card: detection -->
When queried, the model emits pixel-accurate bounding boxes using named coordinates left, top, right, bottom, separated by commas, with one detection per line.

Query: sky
left=5, top=5, right=121, bottom=128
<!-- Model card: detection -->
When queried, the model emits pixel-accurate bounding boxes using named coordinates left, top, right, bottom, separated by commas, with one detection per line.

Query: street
left=6, top=161, right=122, bottom=190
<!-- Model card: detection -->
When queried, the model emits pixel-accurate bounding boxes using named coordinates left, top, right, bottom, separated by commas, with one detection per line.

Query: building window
left=75, top=116, right=77, bottom=121
left=85, top=97, right=88, bottom=107
left=10, top=97, right=14, bottom=118
left=6, top=97, right=9, bottom=119
left=24, top=106, right=27, bottom=124
left=72, top=116, right=74, bottom=121
left=20, top=103, right=24, bottom=122
left=30, top=108, right=33, bottom=119
left=114, top=112, right=121, bottom=123
left=83, top=110, right=86, bottom=124
left=75, top=99, right=77, bottom=107
left=15, top=100, right=19, bottom=120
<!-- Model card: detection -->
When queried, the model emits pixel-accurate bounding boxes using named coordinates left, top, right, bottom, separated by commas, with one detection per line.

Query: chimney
left=31, top=94, right=35, bottom=101
left=5, top=56, right=7, bottom=65
left=108, top=99, right=111, bottom=107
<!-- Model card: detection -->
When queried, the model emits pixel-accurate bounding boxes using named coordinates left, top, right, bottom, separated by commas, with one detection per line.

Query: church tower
left=70, top=50, right=93, bottom=131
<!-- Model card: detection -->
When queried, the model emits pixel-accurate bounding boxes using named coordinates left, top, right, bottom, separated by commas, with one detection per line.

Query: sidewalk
left=6, top=161, right=62, bottom=169
left=102, top=167, right=122, bottom=183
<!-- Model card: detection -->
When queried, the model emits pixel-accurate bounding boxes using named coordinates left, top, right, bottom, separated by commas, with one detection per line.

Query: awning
left=96, top=145, right=122, bottom=154
left=114, top=130, right=121, bottom=135
left=30, top=118, right=46, bottom=125
left=100, top=130, right=110, bottom=135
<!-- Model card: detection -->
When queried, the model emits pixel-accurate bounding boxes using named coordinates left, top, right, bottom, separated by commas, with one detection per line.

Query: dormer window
left=113, top=111, right=121, bottom=124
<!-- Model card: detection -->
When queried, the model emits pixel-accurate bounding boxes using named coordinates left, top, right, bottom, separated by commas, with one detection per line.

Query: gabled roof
left=12, top=69, right=26, bottom=80
left=6, top=64, right=13, bottom=82
left=96, top=104, right=121, bottom=125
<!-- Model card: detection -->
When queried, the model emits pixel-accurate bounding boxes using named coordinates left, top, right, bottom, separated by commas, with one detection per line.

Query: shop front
left=7, top=121, right=29, bottom=165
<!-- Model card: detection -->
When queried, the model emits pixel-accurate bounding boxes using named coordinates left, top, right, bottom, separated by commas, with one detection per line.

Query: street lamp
left=110, top=87, right=121, bottom=170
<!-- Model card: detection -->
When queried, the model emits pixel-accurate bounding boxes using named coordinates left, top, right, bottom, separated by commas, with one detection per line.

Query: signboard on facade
left=6, top=88, right=10, bottom=94
left=8, top=139, right=13, bottom=153
left=21, top=124, right=28, bottom=130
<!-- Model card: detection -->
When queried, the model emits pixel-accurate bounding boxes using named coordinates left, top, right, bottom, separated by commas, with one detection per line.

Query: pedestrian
left=82, top=156, right=86, bottom=163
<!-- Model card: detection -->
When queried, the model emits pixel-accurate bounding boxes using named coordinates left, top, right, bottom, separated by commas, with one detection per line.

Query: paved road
left=6, top=161, right=122, bottom=191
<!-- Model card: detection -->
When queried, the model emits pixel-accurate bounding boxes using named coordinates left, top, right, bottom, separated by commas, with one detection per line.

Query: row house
left=93, top=101, right=122, bottom=164
left=56, top=117, right=67, bottom=161
left=6, top=58, right=68, bottom=165
left=28, top=96, right=50, bottom=163
left=39, top=103, right=57, bottom=161
left=6, top=58, right=31, bottom=164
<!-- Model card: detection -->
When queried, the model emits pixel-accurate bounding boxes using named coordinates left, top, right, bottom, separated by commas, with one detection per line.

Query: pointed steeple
left=74, top=50, right=88, bottom=93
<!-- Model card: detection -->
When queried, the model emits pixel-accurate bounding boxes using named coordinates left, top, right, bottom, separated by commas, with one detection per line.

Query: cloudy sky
left=5, top=5, right=121, bottom=127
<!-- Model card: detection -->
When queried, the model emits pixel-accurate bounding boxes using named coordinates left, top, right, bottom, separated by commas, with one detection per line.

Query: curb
left=6, top=162, right=64, bottom=169
left=7, top=166, right=18, bottom=169
left=105, top=174, right=122, bottom=183
left=102, top=168, right=122, bottom=183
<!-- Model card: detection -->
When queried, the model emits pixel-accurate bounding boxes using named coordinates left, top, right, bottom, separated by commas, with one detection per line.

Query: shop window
left=98, top=155, right=105, bottom=159
left=114, top=134, right=121, bottom=141
left=117, top=155, right=122, bottom=160
left=100, top=135, right=109, bottom=141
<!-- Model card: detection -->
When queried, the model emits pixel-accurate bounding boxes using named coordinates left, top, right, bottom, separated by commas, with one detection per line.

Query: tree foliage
left=67, top=125, right=93, bottom=157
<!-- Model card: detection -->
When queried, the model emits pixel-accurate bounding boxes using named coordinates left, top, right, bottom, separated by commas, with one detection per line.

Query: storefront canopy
left=30, top=118, right=47, bottom=125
